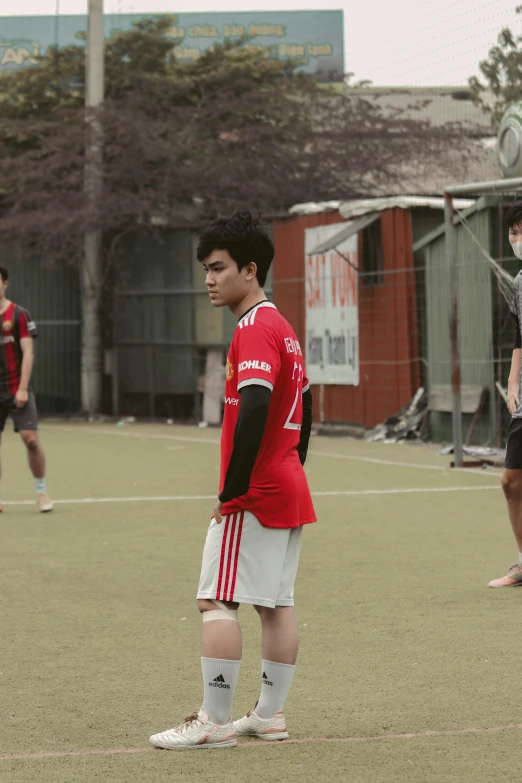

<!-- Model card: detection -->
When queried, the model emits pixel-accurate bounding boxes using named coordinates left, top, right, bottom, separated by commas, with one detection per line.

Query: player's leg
left=149, top=515, right=244, bottom=750
left=0, top=407, right=9, bottom=512
left=489, top=416, right=522, bottom=586
left=234, top=524, right=303, bottom=741
left=198, top=597, right=242, bottom=725
left=489, top=467, right=522, bottom=586
left=0, top=431, right=3, bottom=513
left=15, top=393, right=52, bottom=512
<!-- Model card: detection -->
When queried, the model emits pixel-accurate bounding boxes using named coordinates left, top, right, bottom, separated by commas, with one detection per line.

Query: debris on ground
left=439, top=445, right=505, bottom=460
left=364, top=388, right=427, bottom=443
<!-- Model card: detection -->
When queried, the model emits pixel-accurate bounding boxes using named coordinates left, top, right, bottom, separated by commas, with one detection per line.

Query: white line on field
left=0, top=485, right=499, bottom=507
left=43, top=426, right=503, bottom=479
left=45, top=425, right=221, bottom=445
left=309, top=449, right=503, bottom=478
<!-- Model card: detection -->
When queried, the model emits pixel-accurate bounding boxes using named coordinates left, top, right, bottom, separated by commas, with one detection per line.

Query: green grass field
left=1, top=422, right=520, bottom=783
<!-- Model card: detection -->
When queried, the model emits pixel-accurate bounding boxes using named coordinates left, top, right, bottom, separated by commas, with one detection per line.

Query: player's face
left=0, top=277, right=8, bottom=299
left=509, top=222, right=522, bottom=245
left=204, top=250, right=251, bottom=308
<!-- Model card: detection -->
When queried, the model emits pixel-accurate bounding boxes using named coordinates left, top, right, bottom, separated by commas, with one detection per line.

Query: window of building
left=360, top=219, right=384, bottom=286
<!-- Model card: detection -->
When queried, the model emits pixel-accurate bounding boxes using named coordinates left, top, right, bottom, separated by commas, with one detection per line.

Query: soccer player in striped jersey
left=150, top=211, right=316, bottom=749
left=0, top=266, right=52, bottom=513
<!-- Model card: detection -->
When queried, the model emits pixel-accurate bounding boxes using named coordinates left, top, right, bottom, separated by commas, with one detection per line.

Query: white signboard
left=304, top=223, right=359, bottom=385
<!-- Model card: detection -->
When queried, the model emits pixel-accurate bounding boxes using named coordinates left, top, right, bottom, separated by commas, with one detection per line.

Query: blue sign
left=0, top=10, right=344, bottom=82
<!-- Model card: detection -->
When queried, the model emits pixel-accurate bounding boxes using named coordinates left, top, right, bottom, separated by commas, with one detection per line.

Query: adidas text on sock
left=255, top=660, right=295, bottom=719
left=201, top=657, right=240, bottom=725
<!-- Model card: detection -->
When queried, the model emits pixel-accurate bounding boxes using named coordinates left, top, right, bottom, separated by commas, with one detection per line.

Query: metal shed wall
left=4, top=257, right=81, bottom=414
left=422, top=203, right=495, bottom=443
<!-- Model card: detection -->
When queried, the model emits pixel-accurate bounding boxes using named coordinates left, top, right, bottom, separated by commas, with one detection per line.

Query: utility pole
left=82, top=0, right=104, bottom=414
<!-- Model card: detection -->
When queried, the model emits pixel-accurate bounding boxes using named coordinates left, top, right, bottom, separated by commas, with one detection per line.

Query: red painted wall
left=272, top=208, right=420, bottom=427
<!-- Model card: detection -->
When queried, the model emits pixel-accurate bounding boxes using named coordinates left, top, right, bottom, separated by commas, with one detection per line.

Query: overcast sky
left=1, top=0, right=519, bottom=86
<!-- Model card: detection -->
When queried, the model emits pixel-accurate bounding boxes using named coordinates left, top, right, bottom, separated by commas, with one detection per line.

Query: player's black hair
left=197, top=210, right=274, bottom=287
left=506, top=202, right=522, bottom=229
left=0, top=266, right=9, bottom=282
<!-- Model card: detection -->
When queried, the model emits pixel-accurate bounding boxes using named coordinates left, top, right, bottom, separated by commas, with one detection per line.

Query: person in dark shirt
left=489, top=203, right=522, bottom=585
left=0, top=266, right=52, bottom=513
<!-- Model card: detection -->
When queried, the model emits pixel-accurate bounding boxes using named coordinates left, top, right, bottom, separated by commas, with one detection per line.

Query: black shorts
left=0, top=392, right=38, bottom=433
left=505, top=417, right=522, bottom=469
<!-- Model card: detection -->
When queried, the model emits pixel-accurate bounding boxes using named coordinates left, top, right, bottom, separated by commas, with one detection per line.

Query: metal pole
left=444, top=192, right=463, bottom=467
left=112, top=345, right=119, bottom=418
left=81, top=0, right=104, bottom=414
left=445, top=176, right=522, bottom=197
left=148, top=345, right=155, bottom=418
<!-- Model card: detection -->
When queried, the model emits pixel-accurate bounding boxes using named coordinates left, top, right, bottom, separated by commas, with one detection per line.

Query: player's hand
left=508, top=383, right=520, bottom=414
left=14, top=388, right=28, bottom=409
left=213, top=500, right=223, bottom=524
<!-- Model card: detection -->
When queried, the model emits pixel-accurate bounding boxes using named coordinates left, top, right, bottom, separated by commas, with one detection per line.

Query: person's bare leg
left=257, top=606, right=298, bottom=665
left=198, top=599, right=242, bottom=660
left=501, top=469, right=522, bottom=550
left=19, top=430, right=45, bottom=479
left=489, top=469, right=522, bottom=586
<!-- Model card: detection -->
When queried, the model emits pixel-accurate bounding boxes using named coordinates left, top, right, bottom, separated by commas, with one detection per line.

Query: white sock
left=518, top=552, right=522, bottom=565
left=255, top=660, right=295, bottom=719
left=201, top=657, right=240, bottom=725
left=35, top=478, right=47, bottom=495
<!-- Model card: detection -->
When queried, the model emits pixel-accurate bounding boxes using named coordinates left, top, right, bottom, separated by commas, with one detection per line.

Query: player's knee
left=197, top=599, right=216, bottom=613
left=197, top=599, right=239, bottom=616
left=22, top=432, right=39, bottom=450
left=501, top=471, right=522, bottom=496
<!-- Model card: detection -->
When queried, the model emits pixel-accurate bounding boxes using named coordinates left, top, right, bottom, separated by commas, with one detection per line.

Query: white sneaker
left=149, top=710, right=237, bottom=750
left=233, top=708, right=289, bottom=741
left=36, top=493, right=54, bottom=513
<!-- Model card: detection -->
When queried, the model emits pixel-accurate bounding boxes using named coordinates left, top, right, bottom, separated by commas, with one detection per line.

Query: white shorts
left=197, top=511, right=303, bottom=609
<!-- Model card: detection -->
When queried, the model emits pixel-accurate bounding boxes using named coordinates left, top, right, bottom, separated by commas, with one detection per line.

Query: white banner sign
left=304, top=223, right=359, bottom=385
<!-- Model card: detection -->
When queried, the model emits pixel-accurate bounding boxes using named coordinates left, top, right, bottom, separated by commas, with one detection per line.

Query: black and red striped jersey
left=0, top=302, right=37, bottom=402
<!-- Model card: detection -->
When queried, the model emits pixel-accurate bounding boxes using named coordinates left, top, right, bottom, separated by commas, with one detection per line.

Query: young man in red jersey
left=0, top=266, right=52, bottom=513
left=150, top=211, right=316, bottom=750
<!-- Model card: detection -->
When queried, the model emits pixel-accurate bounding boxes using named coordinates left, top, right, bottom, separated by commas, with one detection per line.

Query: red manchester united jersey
left=220, top=301, right=316, bottom=529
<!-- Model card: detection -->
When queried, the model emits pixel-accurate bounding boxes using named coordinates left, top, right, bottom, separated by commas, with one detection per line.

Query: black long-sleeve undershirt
left=298, top=387, right=313, bottom=466
left=218, top=385, right=313, bottom=504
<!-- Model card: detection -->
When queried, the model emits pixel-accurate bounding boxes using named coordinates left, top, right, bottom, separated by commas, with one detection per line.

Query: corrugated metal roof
left=339, top=196, right=475, bottom=220
left=307, top=212, right=379, bottom=254
left=290, top=195, right=475, bottom=219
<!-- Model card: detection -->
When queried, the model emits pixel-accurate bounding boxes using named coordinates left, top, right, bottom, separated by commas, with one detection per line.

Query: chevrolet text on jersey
left=238, top=360, right=272, bottom=373
left=284, top=337, right=303, bottom=355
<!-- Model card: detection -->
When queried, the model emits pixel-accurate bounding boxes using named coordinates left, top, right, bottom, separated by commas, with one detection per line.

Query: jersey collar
left=238, top=300, right=276, bottom=325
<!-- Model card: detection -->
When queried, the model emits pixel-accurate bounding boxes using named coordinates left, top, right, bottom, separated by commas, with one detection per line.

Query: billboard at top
left=0, top=10, right=344, bottom=82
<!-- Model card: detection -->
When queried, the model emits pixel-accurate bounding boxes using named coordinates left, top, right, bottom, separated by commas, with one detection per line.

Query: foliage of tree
left=0, top=15, right=470, bottom=266
left=469, top=6, right=522, bottom=127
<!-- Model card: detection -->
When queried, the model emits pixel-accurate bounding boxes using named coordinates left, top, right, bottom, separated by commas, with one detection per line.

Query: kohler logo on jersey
left=238, top=360, right=272, bottom=373
left=225, top=397, right=239, bottom=406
